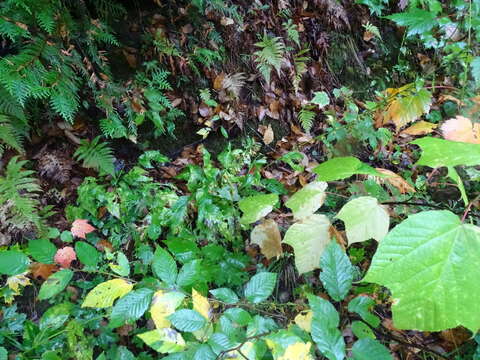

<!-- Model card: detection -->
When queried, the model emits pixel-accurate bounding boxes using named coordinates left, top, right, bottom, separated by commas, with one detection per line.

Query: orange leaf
left=441, top=116, right=480, bottom=144
left=400, top=121, right=437, bottom=136
left=30, top=263, right=58, bottom=280
left=71, top=219, right=95, bottom=239
left=54, top=247, right=77, bottom=268
left=375, top=168, right=415, bottom=194
left=96, top=239, right=114, bottom=252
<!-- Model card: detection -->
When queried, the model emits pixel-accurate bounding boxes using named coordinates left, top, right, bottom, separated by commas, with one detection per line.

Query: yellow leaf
left=82, top=279, right=133, bottom=308
left=375, top=168, right=415, bottom=194
left=250, top=219, right=283, bottom=260
left=7, top=273, right=31, bottom=295
left=441, top=116, right=480, bottom=144
left=382, top=84, right=432, bottom=130
left=278, top=342, right=313, bottom=360
left=401, top=121, right=437, bottom=136
left=150, top=290, right=185, bottom=329
left=294, top=310, right=313, bottom=333
left=192, top=288, right=211, bottom=321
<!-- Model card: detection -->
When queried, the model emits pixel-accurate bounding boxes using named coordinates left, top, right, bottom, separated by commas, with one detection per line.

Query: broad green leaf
left=308, top=294, right=345, bottom=360
left=109, top=252, right=130, bottom=277
left=351, top=321, right=375, bottom=339
left=0, top=347, right=6, bottom=360
left=152, top=247, right=177, bottom=285
left=313, top=157, right=381, bottom=182
left=38, top=269, right=73, bottom=300
left=244, top=272, right=277, bottom=303
left=364, top=210, right=480, bottom=332
left=39, top=302, right=72, bottom=330
left=351, top=339, right=392, bottom=360
left=137, top=328, right=185, bottom=353
left=209, top=332, right=237, bottom=354
left=177, top=259, right=201, bottom=287
left=412, top=137, right=480, bottom=168
left=82, top=279, right=133, bottom=308
left=387, top=9, right=437, bottom=36
left=0, top=251, right=30, bottom=276
left=224, top=308, right=252, bottom=326
left=285, top=181, right=327, bottom=220
left=348, top=296, right=380, bottom=328
left=283, top=214, right=331, bottom=274
left=115, top=347, right=135, bottom=360
left=194, top=344, right=216, bottom=360
left=239, top=194, right=278, bottom=224
left=169, top=309, right=206, bottom=332
left=336, top=197, right=389, bottom=245
left=320, top=242, right=353, bottom=301
left=75, top=241, right=100, bottom=267
left=250, top=219, right=283, bottom=260
left=210, top=288, right=239, bottom=304
left=28, top=239, right=56, bottom=264
left=110, top=288, right=154, bottom=328
left=312, top=91, right=329, bottom=108
left=150, top=290, right=185, bottom=329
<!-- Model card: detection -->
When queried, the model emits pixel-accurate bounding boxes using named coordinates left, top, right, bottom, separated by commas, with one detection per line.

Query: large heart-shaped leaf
left=412, top=137, right=480, bottom=168
left=239, top=194, right=278, bottom=224
left=313, top=157, right=381, bottom=182
left=364, top=210, right=480, bottom=332
left=285, top=181, right=327, bottom=220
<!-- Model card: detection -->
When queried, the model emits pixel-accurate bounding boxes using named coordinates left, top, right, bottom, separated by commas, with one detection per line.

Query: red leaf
left=71, top=219, right=95, bottom=239
left=54, top=247, right=77, bottom=268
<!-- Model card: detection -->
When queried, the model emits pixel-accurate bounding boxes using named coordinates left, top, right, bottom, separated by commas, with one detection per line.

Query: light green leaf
left=0, top=251, right=30, bottom=276
left=351, top=339, right=392, bottom=360
left=169, top=309, right=206, bottom=332
left=152, top=247, right=177, bottom=285
left=447, top=166, right=468, bottom=206
left=38, top=269, right=73, bottom=300
left=313, top=157, right=381, bottom=182
left=472, top=57, right=480, bottom=87
left=177, top=259, right=201, bottom=287
left=412, top=137, right=480, bottom=168
left=109, top=252, right=130, bottom=277
left=239, top=194, right=278, bottom=224
left=110, top=288, right=154, bottom=328
left=210, top=288, right=239, bottom=304
left=308, top=294, right=345, bottom=360
left=387, top=9, right=437, bottom=36
left=283, top=214, right=331, bottom=274
left=82, top=279, right=133, bottom=308
left=137, top=328, right=186, bottom=353
left=320, top=242, right=354, bottom=301
left=285, top=181, right=327, bottom=220
left=351, top=321, right=375, bottom=339
left=0, top=347, right=6, bottom=360
left=364, top=210, right=480, bottom=332
left=312, top=91, right=330, bottom=108
left=194, top=344, right=216, bottom=360
left=224, top=308, right=252, bottom=326
left=348, top=296, right=380, bottom=328
left=75, top=241, right=100, bottom=267
left=244, top=272, right=277, bottom=303
left=336, top=197, right=389, bottom=245
left=28, top=239, right=56, bottom=264
left=39, top=302, right=73, bottom=330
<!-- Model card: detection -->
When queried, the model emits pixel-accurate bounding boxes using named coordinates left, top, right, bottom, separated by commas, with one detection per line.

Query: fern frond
left=298, top=107, right=316, bottom=132
left=283, top=20, right=300, bottom=46
left=199, top=88, right=218, bottom=107
left=222, top=73, right=246, bottom=97
left=0, top=115, right=24, bottom=153
left=74, top=136, right=115, bottom=175
left=292, top=49, right=310, bottom=93
left=254, top=34, right=285, bottom=83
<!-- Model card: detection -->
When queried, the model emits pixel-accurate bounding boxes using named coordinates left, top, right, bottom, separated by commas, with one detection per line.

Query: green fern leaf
left=74, top=136, right=115, bottom=175
left=298, top=107, right=316, bottom=132
left=254, top=34, right=285, bottom=83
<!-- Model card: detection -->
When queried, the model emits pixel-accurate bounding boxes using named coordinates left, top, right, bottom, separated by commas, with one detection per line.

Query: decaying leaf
left=401, top=121, right=437, bottom=136
left=263, top=124, right=274, bottom=145
left=250, top=219, right=283, bottom=260
left=294, top=310, right=313, bottom=332
left=375, top=168, right=415, bottom=194
left=71, top=219, right=96, bottom=239
left=30, top=263, right=58, bottom=280
left=192, top=288, right=211, bottom=321
left=7, top=273, right=31, bottom=295
left=54, top=247, right=77, bottom=268
left=441, top=116, right=480, bottom=144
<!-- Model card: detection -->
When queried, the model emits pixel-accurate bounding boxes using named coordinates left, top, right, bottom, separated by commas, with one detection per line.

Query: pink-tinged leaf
left=71, top=219, right=95, bottom=239
left=54, top=247, right=77, bottom=268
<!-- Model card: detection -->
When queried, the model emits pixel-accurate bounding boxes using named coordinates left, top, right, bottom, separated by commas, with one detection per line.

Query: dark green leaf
left=352, top=339, right=392, bottom=360
left=320, top=242, right=354, bottom=301
left=152, top=247, right=177, bottom=285
left=177, top=259, right=201, bottom=287
left=0, top=251, right=30, bottom=276
left=169, top=309, right=206, bottom=332
left=28, top=239, right=56, bottom=264
left=387, top=9, right=437, bottom=36
left=75, top=241, right=100, bottom=267
left=244, top=272, right=277, bottom=303
left=351, top=321, right=375, bottom=339
left=210, top=288, right=239, bottom=304
left=348, top=296, right=380, bottom=328
left=110, top=288, right=154, bottom=328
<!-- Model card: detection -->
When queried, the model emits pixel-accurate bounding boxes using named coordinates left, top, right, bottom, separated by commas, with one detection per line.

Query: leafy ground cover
left=1, top=0, right=480, bottom=359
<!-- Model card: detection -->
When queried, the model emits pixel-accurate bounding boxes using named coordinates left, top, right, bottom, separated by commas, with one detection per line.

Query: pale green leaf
left=351, top=339, right=392, bottom=360
left=412, top=137, right=480, bottom=167
left=0, top=251, right=30, bottom=276
left=244, top=272, right=277, bottom=303
left=364, top=210, right=480, bottom=332
left=38, top=269, right=73, bottom=300
left=152, top=247, right=177, bottom=285
left=169, top=309, right=206, bottom=332
left=239, top=194, right=278, bottom=224
left=110, top=288, right=154, bottom=328
left=320, top=242, right=354, bottom=301
left=285, top=181, right=327, bottom=220
left=283, top=214, right=331, bottom=274
left=336, top=196, right=389, bottom=245
left=209, top=288, right=239, bottom=304
left=472, top=57, right=480, bottom=87
left=82, top=279, right=133, bottom=308
left=137, top=328, right=186, bottom=353
left=311, top=91, right=330, bottom=108
left=387, top=9, right=437, bottom=36
left=109, top=252, right=130, bottom=277
left=313, top=157, right=382, bottom=182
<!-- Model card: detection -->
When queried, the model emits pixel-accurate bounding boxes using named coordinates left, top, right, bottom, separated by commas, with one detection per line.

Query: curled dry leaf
left=30, top=263, right=58, bottom=280
left=54, top=247, right=77, bottom=268
left=71, top=219, right=96, bottom=239
left=250, top=219, right=283, bottom=260
left=263, top=124, right=274, bottom=145
left=375, top=168, right=415, bottom=194
left=441, top=116, right=480, bottom=144
left=401, top=121, right=437, bottom=136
